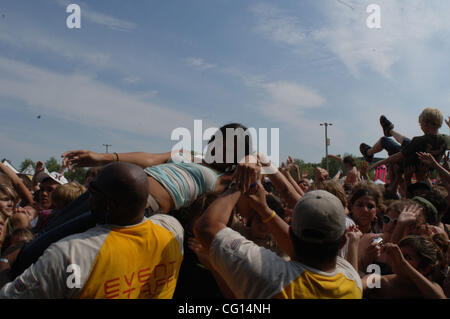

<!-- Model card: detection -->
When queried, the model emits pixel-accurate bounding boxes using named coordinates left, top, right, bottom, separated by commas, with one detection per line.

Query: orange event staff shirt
left=0, top=215, right=184, bottom=299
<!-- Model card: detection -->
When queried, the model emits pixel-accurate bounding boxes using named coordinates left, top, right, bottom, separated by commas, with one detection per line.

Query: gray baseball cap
left=291, top=190, right=346, bottom=244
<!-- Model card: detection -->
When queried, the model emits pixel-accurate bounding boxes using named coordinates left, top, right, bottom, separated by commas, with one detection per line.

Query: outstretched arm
left=383, top=243, right=446, bottom=299
left=246, top=182, right=294, bottom=258
left=294, top=164, right=301, bottom=183
left=238, top=153, right=301, bottom=208
left=280, top=163, right=305, bottom=197
left=345, top=225, right=363, bottom=272
left=417, top=152, right=450, bottom=183
left=194, top=187, right=242, bottom=250
left=369, top=152, right=404, bottom=171
left=390, top=204, right=423, bottom=244
left=267, top=170, right=302, bottom=208
left=359, top=161, right=370, bottom=181
left=62, top=150, right=177, bottom=169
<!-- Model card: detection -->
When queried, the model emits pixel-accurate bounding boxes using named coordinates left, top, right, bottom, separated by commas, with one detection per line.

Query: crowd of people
left=0, top=109, right=449, bottom=299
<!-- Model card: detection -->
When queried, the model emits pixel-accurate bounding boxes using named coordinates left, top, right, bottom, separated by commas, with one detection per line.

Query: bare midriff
left=147, top=176, right=174, bottom=213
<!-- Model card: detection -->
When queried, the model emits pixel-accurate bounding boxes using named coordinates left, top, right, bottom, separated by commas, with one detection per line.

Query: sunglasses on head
left=382, top=215, right=397, bottom=225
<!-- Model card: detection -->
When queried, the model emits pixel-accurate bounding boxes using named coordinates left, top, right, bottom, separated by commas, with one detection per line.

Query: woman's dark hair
left=348, top=182, right=385, bottom=232
left=206, top=123, right=252, bottom=169
left=348, top=182, right=385, bottom=214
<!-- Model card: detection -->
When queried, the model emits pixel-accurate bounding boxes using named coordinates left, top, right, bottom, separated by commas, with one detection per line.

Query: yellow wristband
left=262, top=210, right=276, bottom=223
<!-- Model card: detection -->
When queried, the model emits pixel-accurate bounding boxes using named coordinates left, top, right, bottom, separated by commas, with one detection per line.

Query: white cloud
left=250, top=2, right=306, bottom=47
left=83, top=10, right=137, bottom=32
left=251, top=3, right=306, bottom=46
left=0, top=57, right=195, bottom=139
left=256, top=81, right=332, bottom=151
left=185, top=57, right=329, bottom=142
left=263, top=82, right=325, bottom=109
left=315, top=0, right=450, bottom=78
left=185, top=57, right=216, bottom=70
left=56, top=0, right=137, bottom=32
left=0, top=27, right=110, bottom=67
left=251, top=1, right=450, bottom=79
left=122, top=76, right=141, bottom=84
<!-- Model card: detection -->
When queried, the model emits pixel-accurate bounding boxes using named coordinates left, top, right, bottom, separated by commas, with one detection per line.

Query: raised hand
left=61, top=150, right=105, bottom=169
left=315, top=167, right=329, bottom=183
left=360, top=161, right=369, bottom=175
left=286, top=156, right=295, bottom=170
left=188, top=237, right=212, bottom=269
left=359, top=233, right=382, bottom=268
left=416, top=152, right=437, bottom=168
left=397, top=204, right=422, bottom=232
left=233, top=154, right=262, bottom=193
left=346, top=225, right=363, bottom=243
left=35, top=161, right=45, bottom=174
left=381, top=243, right=405, bottom=273
left=245, top=181, right=268, bottom=214
left=443, top=152, right=449, bottom=171
left=445, top=116, right=450, bottom=129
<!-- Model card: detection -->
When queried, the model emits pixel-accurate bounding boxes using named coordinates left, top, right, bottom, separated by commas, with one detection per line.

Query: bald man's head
left=89, top=162, right=149, bottom=225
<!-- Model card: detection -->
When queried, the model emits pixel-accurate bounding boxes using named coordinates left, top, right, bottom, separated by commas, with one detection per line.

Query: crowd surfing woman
left=11, top=123, right=266, bottom=276
left=61, top=123, right=257, bottom=215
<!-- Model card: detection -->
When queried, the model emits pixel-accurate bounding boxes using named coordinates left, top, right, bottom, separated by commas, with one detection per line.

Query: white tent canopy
left=1, top=159, right=19, bottom=174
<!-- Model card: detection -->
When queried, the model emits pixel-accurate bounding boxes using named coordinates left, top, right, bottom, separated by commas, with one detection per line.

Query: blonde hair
left=51, top=182, right=86, bottom=210
left=418, top=107, right=443, bottom=129
left=0, top=184, right=18, bottom=205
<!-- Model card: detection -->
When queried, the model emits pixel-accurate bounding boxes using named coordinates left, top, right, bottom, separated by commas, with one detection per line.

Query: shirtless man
left=327, top=155, right=361, bottom=190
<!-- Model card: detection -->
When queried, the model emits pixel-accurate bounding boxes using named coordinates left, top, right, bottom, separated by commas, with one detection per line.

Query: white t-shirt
left=209, top=227, right=362, bottom=299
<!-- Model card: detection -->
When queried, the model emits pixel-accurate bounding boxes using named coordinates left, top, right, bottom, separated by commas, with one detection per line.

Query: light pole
left=103, top=144, right=112, bottom=153
left=320, top=122, right=332, bottom=171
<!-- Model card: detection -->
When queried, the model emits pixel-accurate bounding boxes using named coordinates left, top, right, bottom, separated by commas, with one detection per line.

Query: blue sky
left=0, top=0, right=449, bottom=168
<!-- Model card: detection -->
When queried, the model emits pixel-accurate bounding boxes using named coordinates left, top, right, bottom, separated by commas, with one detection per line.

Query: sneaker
left=380, top=115, right=394, bottom=137
left=360, top=143, right=374, bottom=162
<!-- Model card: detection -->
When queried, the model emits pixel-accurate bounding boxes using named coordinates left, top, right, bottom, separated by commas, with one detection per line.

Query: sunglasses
left=382, top=215, right=398, bottom=225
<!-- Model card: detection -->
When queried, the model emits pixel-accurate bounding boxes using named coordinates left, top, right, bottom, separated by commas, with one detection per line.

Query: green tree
left=64, top=167, right=87, bottom=185
left=19, top=158, right=36, bottom=172
left=45, top=157, right=61, bottom=173
left=285, top=158, right=318, bottom=180
left=319, top=156, right=344, bottom=178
